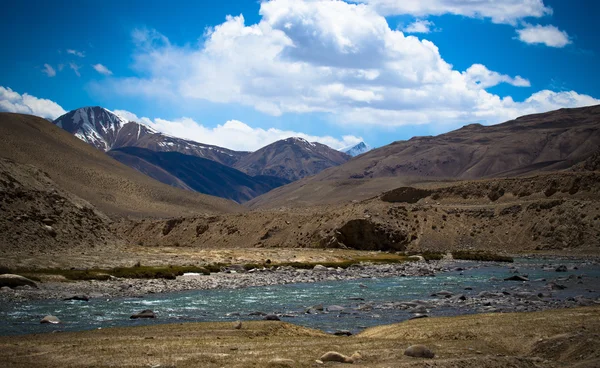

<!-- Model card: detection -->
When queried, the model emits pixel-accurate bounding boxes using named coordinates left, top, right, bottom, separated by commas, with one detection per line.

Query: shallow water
left=1, top=258, right=598, bottom=336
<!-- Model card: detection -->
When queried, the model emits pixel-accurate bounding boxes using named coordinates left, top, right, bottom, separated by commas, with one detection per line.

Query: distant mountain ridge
left=108, top=147, right=289, bottom=203
left=233, top=137, right=352, bottom=181
left=52, top=107, right=351, bottom=201
left=53, top=107, right=248, bottom=167
left=342, top=142, right=371, bottom=157
left=248, top=105, right=600, bottom=209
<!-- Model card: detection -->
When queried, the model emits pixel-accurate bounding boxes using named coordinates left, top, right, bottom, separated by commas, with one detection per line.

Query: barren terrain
left=1, top=306, right=597, bottom=368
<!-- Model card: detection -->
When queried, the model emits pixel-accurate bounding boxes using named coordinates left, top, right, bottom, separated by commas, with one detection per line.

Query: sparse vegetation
left=452, top=251, right=513, bottom=262
left=11, top=265, right=211, bottom=281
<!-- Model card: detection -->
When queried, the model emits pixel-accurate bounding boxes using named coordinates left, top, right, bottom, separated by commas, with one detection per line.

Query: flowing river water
left=1, top=258, right=598, bottom=336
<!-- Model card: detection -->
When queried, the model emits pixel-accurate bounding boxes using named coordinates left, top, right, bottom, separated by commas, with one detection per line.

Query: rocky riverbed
left=1, top=257, right=599, bottom=336
left=0, top=260, right=441, bottom=302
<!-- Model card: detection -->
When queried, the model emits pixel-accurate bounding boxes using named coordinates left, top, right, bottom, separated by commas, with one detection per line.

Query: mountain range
left=249, top=105, right=600, bottom=209
left=51, top=107, right=350, bottom=201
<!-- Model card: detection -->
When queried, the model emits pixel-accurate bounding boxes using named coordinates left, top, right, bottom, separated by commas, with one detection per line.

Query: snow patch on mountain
left=342, top=142, right=371, bottom=157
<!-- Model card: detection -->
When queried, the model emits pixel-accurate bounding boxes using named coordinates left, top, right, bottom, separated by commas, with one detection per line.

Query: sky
left=0, top=0, right=599, bottom=151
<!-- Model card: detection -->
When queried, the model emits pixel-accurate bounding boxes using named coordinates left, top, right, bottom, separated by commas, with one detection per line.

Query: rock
left=432, top=290, right=453, bottom=297
left=333, top=330, right=352, bottom=336
left=327, top=305, right=345, bottom=312
left=313, top=265, right=328, bottom=271
left=319, top=351, right=361, bottom=363
left=408, top=305, right=428, bottom=314
left=0, top=274, right=38, bottom=289
left=40, top=315, right=61, bottom=324
left=548, top=282, right=567, bottom=290
left=249, top=311, right=267, bottom=316
left=41, top=217, right=55, bottom=225
left=267, top=358, right=295, bottom=367
left=233, top=320, right=242, bottom=329
left=311, top=304, right=324, bottom=311
left=130, top=309, right=156, bottom=319
left=264, top=314, right=280, bottom=321
left=43, top=225, right=57, bottom=237
left=404, top=345, right=435, bottom=359
left=555, top=265, right=568, bottom=272
left=504, top=275, right=529, bottom=282
left=63, top=295, right=89, bottom=301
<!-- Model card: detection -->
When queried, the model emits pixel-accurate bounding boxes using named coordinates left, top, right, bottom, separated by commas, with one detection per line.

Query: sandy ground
left=0, top=306, right=597, bottom=368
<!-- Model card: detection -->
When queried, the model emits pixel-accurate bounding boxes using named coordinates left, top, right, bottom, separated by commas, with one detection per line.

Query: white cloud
left=113, top=109, right=362, bottom=151
left=352, top=0, right=552, bottom=25
left=42, top=64, right=56, bottom=77
left=92, top=63, right=113, bottom=76
left=0, top=86, right=67, bottom=120
left=94, top=0, right=597, bottom=130
left=516, top=24, right=571, bottom=48
left=403, top=19, right=435, bottom=34
left=66, top=49, right=85, bottom=57
left=463, top=64, right=530, bottom=89
left=69, top=62, right=81, bottom=77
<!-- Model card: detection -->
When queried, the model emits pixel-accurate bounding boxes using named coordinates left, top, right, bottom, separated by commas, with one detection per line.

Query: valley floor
left=1, top=306, right=598, bottom=368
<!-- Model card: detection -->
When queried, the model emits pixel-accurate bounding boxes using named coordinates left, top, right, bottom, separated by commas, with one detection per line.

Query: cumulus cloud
left=92, top=63, right=113, bottom=76
left=403, top=20, right=435, bottom=34
left=66, top=49, right=85, bottom=57
left=352, top=0, right=552, bottom=25
left=94, top=0, right=597, bottom=130
left=113, top=109, right=362, bottom=151
left=42, top=63, right=56, bottom=77
left=516, top=24, right=571, bottom=48
left=0, top=86, right=67, bottom=120
left=463, top=64, right=530, bottom=89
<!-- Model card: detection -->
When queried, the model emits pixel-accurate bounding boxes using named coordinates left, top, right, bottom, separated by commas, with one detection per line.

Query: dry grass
left=1, top=307, right=598, bottom=368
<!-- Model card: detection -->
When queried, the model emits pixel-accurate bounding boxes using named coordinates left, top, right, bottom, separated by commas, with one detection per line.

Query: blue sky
left=0, top=0, right=598, bottom=151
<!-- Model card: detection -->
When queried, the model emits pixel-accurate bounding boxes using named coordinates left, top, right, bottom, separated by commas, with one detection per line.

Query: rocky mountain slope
left=0, top=157, right=122, bottom=256
left=0, top=113, right=243, bottom=217
left=53, top=107, right=248, bottom=166
left=108, top=147, right=289, bottom=203
left=248, top=105, right=600, bottom=209
left=116, top=171, right=600, bottom=254
left=233, top=137, right=351, bottom=181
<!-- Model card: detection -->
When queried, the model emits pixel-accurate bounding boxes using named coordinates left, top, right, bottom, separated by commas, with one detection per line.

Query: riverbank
left=0, top=260, right=442, bottom=302
left=1, top=306, right=598, bottom=368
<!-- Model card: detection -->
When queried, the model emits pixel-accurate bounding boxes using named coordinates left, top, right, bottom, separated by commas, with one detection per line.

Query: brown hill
left=248, top=105, right=600, bottom=209
left=0, top=157, right=122, bottom=256
left=117, top=171, right=600, bottom=255
left=0, top=113, right=244, bottom=217
left=233, top=137, right=351, bottom=181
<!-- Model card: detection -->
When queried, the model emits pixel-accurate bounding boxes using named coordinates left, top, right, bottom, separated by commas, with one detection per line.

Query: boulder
left=264, top=314, right=281, bottom=321
left=63, top=295, right=89, bottom=301
left=504, top=275, right=529, bottom=282
left=319, top=351, right=361, bottom=363
left=233, top=320, right=242, bottom=329
left=40, top=315, right=61, bottom=324
left=555, top=265, right=568, bottom=272
left=130, top=309, right=156, bottom=319
left=0, top=274, right=38, bottom=289
left=404, top=344, right=435, bottom=358
left=313, top=265, right=328, bottom=271
left=267, top=358, right=295, bottom=367
left=333, top=330, right=352, bottom=336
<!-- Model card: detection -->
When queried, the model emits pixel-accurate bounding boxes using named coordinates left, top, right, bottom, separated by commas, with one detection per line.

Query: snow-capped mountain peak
left=342, top=142, right=371, bottom=157
left=53, top=106, right=128, bottom=151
